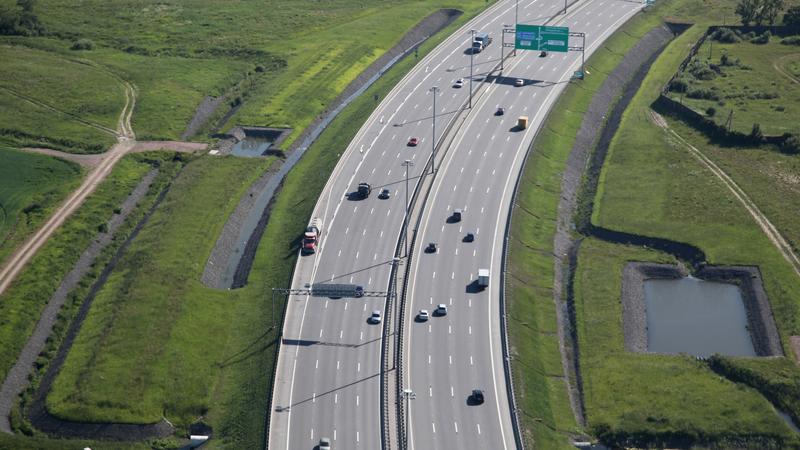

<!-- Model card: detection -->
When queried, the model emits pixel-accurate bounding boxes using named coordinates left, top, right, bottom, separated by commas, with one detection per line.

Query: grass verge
left=575, top=239, right=796, bottom=448
left=505, top=2, right=704, bottom=447
left=0, top=147, right=82, bottom=265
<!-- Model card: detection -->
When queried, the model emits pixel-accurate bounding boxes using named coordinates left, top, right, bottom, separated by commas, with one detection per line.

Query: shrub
left=712, top=27, right=741, bottom=43
left=669, top=77, right=689, bottom=93
left=781, top=36, right=800, bottom=45
left=748, top=91, right=779, bottom=100
left=750, top=31, right=771, bottom=44
left=750, top=123, right=763, bottom=142
left=706, top=106, right=717, bottom=116
left=70, top=38, right=94, bottom=50
left=780, top=134, right=800, bottom=154
left=785, top=6, right=800, bottom=27
left=688, top=59, right=717, bottom=80
left=687, top=87, right=720, bottom=100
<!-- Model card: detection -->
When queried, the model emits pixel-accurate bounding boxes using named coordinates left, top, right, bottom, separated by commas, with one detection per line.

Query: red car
left=407, top=137, right=419, bottom=146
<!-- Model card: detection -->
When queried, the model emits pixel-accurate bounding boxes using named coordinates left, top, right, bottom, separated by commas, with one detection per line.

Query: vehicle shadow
left=465, top=280, right=485, bottom=294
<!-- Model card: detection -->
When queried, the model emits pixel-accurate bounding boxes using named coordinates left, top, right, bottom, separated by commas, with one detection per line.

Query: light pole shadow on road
left=281, top=335, right=382, bottom=349
left=286, top=372, right=382, bottom=408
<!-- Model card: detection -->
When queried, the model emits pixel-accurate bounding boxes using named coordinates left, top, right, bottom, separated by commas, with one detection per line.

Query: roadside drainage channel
left=0, top=171, right=159, bottom=435
left=25, top=170, right=182, bottom=440
left=207, top=37, right=437, bottom=290
left=547, top=22, right=678, bottom=430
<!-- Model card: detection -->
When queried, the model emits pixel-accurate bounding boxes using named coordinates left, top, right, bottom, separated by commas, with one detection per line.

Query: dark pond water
left=645, top=277, right=755, bottom=357
left=231, top=137, right=272, bottom=157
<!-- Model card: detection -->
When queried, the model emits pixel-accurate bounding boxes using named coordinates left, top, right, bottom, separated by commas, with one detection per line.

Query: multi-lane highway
left=269, top=0, right=643, bottom=449
left=269, top=2, right=520, bottom=448
left=403, top=1, right=644, bottom=449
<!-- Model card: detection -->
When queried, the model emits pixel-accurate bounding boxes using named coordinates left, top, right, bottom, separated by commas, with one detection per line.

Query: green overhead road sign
left=514, top=24, right=569, bottom=52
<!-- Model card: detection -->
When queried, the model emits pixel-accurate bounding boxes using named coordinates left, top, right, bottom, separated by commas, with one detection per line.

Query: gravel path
left=202, top=9, right=463, bottom=289
left=551, top=23, right=675, bottom=427
left=0, top=169, right=158, bottom=434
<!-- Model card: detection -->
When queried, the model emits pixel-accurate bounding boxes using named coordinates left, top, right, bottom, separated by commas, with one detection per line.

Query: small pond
left=231, top=137, right=273, bottom=157
left=645, top=277, right=755, bottom=357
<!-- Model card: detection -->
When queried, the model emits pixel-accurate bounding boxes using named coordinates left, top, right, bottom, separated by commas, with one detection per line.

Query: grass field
left=0, top=154, right=159, bottom=400
left=0, top=147, right=82, bottom=265
left=47, top=156, right=272, bottom=425
left=667, top=117, right=800, bottom=255
left=667, top=32, right=800, bottom=136
left=583, top=4, right=800, bottom=446
left=575, top=239, right=797, bottom=447
left=1, top=0, right=492, bottom=149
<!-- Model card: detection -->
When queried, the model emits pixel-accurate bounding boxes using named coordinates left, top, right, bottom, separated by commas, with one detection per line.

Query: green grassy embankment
left=46, top=156, right=273, bottom=425
left=2, top=0, right=492, bottom=147
left=0, top=155, right=149, bottom=384
left=504, top=1, right=741, bottom=447
left=575, top=239, right=796, bottom=447
left=582, top=2, right=800, bottom=446
left=0, top=152, right=185, bottom=440
left=0, top=147, right=82, bottom=265
left=0, top=44, right=120, bottom=152
left=666, top=32, right=800, bottom=136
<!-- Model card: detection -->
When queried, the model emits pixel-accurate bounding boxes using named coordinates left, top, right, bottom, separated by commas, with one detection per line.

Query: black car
left=471, top=389, right=484, bottom=404
left=378, top=188, right=390, bottom=199
left=463, top=232, right=475, bottom=243
left=425, top=242, right=438, bottom=253
left=539, top=50, right=548, bottom=57
left=495, top=107, right=505, bottom=116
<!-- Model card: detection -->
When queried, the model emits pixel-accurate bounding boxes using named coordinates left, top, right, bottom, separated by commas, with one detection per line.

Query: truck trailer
left=478, top=268, right=490, bottom=288
left=472, top=32, right=492, bottom=53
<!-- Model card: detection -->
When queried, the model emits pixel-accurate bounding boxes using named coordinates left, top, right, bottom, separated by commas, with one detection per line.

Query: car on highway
left=408, top=137, right=419, bottom=146
left=369, top=310, right=382, bottom=324
left=451, top=209, right=462, bottom=222
left=425, top=242, right=438, bottom=253
left=378, top=188, right=390, bottom=199
left=464, top=232, right=475, bottom=242
left=471, top=389, right=484, bottom=405
left=539, top=50, right=548, bottom=57
left=319, top=437, right=331, bottom=449
left=417, top=309, right=429, bottom=321
left=453, top=78, right=464, bottom=88
left=514, top=78, right=524, bottom=87
left=495, top=106, right=505, bottom=116
left=435, top=304, right=447, bottom=316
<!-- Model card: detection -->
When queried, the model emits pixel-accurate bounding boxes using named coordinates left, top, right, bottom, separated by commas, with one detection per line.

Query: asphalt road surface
left=403, top=1, right=644, bottom=449
left=269, top=0, right=642, bottom=449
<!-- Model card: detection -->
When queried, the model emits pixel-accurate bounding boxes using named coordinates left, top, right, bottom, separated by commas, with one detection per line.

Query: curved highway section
left=269, top=1, right=534, bottom=448
left=403, top=1, right=643, bottom=449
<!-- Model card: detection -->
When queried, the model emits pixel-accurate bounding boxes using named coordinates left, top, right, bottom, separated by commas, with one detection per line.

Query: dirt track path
left=0, top=76, right=204, bottom=297
left=650, top=110, right=800, bottom=279
left=772, top=53, right=800, bottom=85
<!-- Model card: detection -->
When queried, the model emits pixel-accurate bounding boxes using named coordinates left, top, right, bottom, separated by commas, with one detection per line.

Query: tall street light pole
left=403, top=388, right=416, bottom=449
left=429, top=86, right=439, bottom=174
left=401, top=160, right=414, bottom=258
left=469, top=29, right=475, bottom=109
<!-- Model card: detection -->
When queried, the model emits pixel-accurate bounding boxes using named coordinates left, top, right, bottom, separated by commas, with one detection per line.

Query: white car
left=369, top=310, right=382, bottom=324
left=435, top=304, right=448, bottom=316
left=514, top=78, right=524, bottom=87
left=319, top=437, right=331, bottom=449
left=418, top=309, right=430, bottom=321
left=454, top=78, right=464, bottom=88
